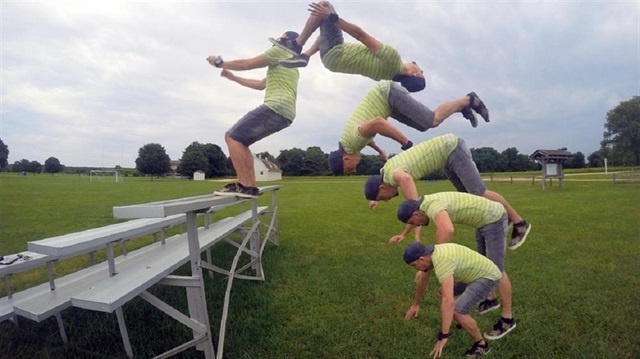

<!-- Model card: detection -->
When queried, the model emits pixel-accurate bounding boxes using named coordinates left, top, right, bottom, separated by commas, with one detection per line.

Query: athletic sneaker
left=213, top=183, right=259, bottom=198
left=477, top=298, right=500, bottom=315
left=279, top=54, right=310, bottom=68
left=484, top=317, right=517, bottom=340
left=268, top=37, right=302, bottom=56
left=467, top=92, right=490, bottom=123
left=465, top=341, right=491, bottom=358
left=509, top=221, right=532, bottom=250
left=462, top=107, right=478, bottom=128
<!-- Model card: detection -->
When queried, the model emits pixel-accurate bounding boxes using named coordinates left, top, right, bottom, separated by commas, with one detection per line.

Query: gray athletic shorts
left=226, top=105, right=291, bottom=147
left=318, top=3, right=343, bottom=56
left=388, top=82, right=434, bottom=132
left=454, top=278, right=500, bottom=315
left=444, top=138, right=487, bottom=195
left=476, top=213, right=508, bottom=272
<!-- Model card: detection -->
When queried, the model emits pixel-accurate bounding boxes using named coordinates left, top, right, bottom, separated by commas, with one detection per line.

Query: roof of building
left=254, top=155, right=281, bottom=173
left=530, top=149, right=573, bottom=162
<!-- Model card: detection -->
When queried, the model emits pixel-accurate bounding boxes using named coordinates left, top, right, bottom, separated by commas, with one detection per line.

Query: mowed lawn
left=0, top=174, right=639, bottom=358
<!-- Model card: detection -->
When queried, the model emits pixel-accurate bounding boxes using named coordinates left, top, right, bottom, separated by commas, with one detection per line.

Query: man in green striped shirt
left=397, top=192, right=518, bottom=342
left=328, top=81, right=489, bottom=175
left=403, top=242, right=500, bottom=358
left=207, top=32, right=300, bottom=198
left=364, top=133, right=532, bottom=249
left=270, top=1, right=427, bottom=93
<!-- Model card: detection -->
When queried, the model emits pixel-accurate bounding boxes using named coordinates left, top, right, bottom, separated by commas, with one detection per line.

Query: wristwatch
left=328, top=13, right=339, bottom=23
left=214, top=57, right=224, bottom=68
left=437, top=332, right=449, bottom=340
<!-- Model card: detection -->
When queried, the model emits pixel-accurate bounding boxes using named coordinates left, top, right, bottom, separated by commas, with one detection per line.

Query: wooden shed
left=530, top=149, right=572, bottom=189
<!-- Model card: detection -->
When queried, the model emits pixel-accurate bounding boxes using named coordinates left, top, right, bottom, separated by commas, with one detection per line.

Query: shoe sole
left=466, top=347, right=491, bottom=357
left=468, top=92, right=490, bottom=123
left=508, top=223, right=532, bottom=250
left=278, top=59, right=308, bottom=68
left=268, top=37, right=300, bottom=56
left=213, top=191, right=257, bottom=199
left=484, top=322, right=517, bottom=341
left=462, top=107, right=478, bottom=128
left=477, top=303, right=500, bottom=315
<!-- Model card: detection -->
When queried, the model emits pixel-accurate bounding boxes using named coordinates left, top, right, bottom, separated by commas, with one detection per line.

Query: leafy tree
left=301, top=146, right=327, bottom=176
left=587, top=150, right=605, bottom=167
left=470, top=147, right=506, bottom=173
left=0, top=138, right=8, bottom=169
left=501, top=147, right=535, bottom=172
left=225, top=157, right=235, bottom=176
left=44, top=157, right=62, bottom=174
left=565, top=151, right=586, bottom=169
left=276, top=148, right=305, bottom=176
left=601, top=96, right=640, bottom=165
left=135, top=143, right=171, bottom=179
left=12, top=159, right=28, bottom=173
left=178, top=150, right=208, bottom=179
left=181, top=142, right=228, bottom=178
left=357, top=154, right=384, bottom=175
left=27, top=160, right=42, bottom=174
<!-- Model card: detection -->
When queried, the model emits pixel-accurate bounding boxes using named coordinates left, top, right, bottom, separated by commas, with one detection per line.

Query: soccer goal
left=89, top=169, right=124, bottom=182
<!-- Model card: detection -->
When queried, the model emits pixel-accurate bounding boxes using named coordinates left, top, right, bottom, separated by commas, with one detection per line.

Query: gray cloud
left=1, top=1, right=637, bottom=167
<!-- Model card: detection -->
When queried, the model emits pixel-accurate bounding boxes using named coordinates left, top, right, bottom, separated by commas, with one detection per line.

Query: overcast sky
left=2, top=1, right=638, bottom=168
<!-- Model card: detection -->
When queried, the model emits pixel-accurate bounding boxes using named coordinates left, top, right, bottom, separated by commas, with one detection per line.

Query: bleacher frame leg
left=185, top=211, right=215, bottom=358
left=249, top=198, right=262, bottom=277
left=115, top=307, right=133, bottom=358
left=54, top=313, right=68, bottom=344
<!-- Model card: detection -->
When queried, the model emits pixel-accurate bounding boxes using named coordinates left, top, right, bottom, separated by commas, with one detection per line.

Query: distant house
left=254, top=155, right=282, bottom=181
left=193, top=170, right=205, bottom=181
left=170, top=160, right=180, bottom=172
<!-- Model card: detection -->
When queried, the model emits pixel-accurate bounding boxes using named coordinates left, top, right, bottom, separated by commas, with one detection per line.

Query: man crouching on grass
left=402, top=242, right=501, bottom=358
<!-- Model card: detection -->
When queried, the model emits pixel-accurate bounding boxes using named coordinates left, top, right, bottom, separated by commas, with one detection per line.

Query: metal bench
left=1, top=214, right=188, bottom=341
left=3, top=186, right=282, bottom=358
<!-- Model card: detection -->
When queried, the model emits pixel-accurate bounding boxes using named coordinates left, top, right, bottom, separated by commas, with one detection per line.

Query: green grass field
left=0, top=173, right=639, bottom=358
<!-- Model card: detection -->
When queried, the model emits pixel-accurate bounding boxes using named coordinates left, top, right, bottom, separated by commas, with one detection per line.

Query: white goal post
left=89, top=169, right=123, bottom=182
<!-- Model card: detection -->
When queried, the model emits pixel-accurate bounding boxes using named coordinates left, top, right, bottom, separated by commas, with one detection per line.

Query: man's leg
left=445, top=138, right=530, bottom=244
left=358, top=117, right=409, bottom=149
left=388, top=83, right=481, bottom=131
left=225, top=133, right=255, bottom=187
left=296, top=1, right=333, bottom=47
left=484, top=272, right=517, bottom=340
left=454, top=312, right=484, bottom=343
left=481, top=190, right=522, bottom=224
left=273, top=1, right=335, bottom=56
left=218, top=105, right=290, bottom=196
left=477, top=220, right=513, bottom=320
left=453, top=278, right=498, bottom=356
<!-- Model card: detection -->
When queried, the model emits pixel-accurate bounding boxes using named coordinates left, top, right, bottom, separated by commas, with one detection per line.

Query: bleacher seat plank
left=71, top=208, right=265, bottom=313
left=27, top=214, right=186, bottom=259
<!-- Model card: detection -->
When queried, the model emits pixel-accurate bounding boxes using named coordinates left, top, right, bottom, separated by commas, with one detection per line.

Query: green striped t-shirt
left=321, top=43, right=404, bottom=81
left=262, top=46, right=299, bottom=121
left=419, top=192, right=506, bottom=229
left=382, top=134, right=459, bottom=186
left=340, top=81, right=393, bottom=154
left=432, top=243, right=502, bottom=284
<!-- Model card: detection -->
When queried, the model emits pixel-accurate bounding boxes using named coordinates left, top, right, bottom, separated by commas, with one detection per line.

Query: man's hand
left=308, top=2, right=333, bottom=19
left=389, top=234, right=405, bottom=245
left=368, top=200, right=379, bottom=210
left=430, top=338, right=448, bottom=358
left=404, top=304, right=420, bottom=320
left=206, top=55, right=221, bottom=66
left=220, top=69, right=233, bottom=79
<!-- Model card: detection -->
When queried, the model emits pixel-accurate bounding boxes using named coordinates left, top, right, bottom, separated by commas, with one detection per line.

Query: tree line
left=1, top=96, right=638, bottom=177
